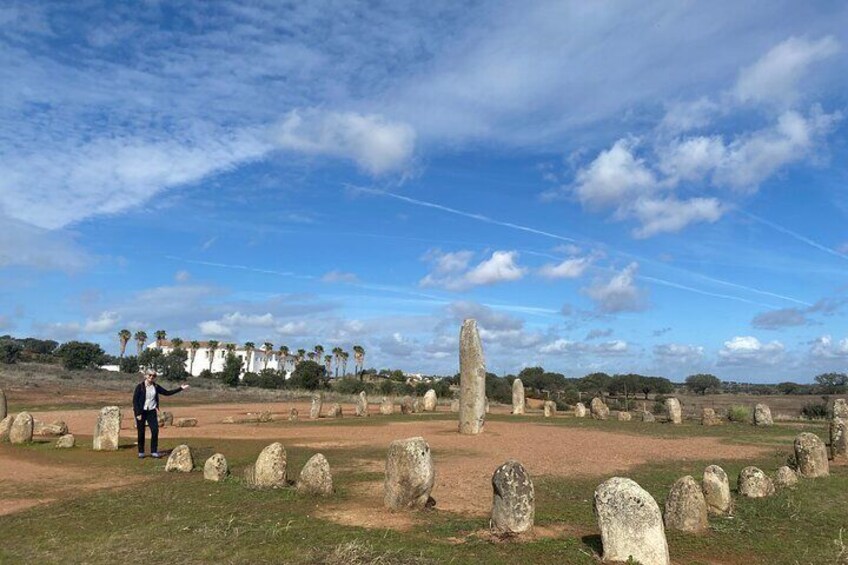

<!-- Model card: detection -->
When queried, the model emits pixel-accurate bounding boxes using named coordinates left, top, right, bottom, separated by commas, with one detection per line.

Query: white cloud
left=275, top=109, right=416, bottom=175
left=83, top=311, right=120, bottom=333
left=582, top=262, right=646, bottom=314
left=35, top=310, right=120, bottom=341
left=538, top=338, right=629, bottom=356
left=539, top=256, right=591, bottom=279
left=420, top=250, right=525, bottom=291
left=573, top=139, right=657, bottom=209
left=630, top=196, right=723, bottom=238
left=658, top=97, right=720, bottom=134
left=321, top=270, right=359, bottom=283
left=275, top=321, right=309, bottom=336
left=717, top=336, right=785, bottom=366
left=0, top=216, right=91, bottom=271
left=734, top=36, right=840, bottom=106
left=174, top=270, right=191, bottom=283
left=198, top=320, right=232, bottom=337
left=809, top=335, right=848, bottom=359
left=653, top=343, right=704, bottom=365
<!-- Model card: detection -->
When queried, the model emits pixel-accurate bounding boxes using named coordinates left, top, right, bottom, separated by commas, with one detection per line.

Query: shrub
left=56, top=341, right=105, bottom=370
left=241, top=372, right=260, bottom=387
left=138, top=348, right=166, bottom=373
left=378, top=379, right=395, bottom=395
left=221, top=353, right=242, bottom=387
left=334, top=377, right=367, bottom=395
left=727, top=405, right=751, bottom=423
left=199, top=369, right=214, bottom=379
left=0, top=339, right=23, bottom=364
left=119, top=356, right=140, bottom=374
left=288, top=360, right=325, bottom=390
left=801, top=402, right=828, bottom=420
left=162, top=349, right=188, bottom=381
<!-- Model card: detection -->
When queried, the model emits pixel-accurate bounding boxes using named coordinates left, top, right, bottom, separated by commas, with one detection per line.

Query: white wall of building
left=149, top=344, right=293, bottom=377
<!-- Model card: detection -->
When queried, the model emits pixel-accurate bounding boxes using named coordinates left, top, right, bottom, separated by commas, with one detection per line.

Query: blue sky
left=2, top=1, right=847, bottom=382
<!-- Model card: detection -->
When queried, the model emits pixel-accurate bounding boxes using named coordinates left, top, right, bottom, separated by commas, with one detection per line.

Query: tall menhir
left=458, top=319, right=486, bottom=435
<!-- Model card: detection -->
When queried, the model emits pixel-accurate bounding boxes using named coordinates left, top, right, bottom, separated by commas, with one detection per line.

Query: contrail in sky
left=741, top=211, right=848, bottom=263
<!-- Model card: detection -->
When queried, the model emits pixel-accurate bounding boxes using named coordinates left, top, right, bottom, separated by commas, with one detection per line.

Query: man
left=133, top=370, right=189, bottom=459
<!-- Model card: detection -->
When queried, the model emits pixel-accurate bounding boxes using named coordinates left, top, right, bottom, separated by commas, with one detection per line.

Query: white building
left=148, top=341, right=293, bottom=377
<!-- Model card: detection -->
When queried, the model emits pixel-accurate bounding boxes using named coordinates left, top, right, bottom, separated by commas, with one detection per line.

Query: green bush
left=334, top=377, right=367, bottom=395
left=221, top=353, right=242, bottom=387
left=162, top=349, right=188, bottom=381
left=119, top=356, right=140, bottom=374
left=727, top=404, right=751, bottom=423
left=0, top=339, right=23, bottom=364
left=56, top=341, right=105, bottom=370
left=199, top=369, right=214, bottom=379
left=801, top=402, right=828, bottom=420
left=288, top=360, right=325, bottom=390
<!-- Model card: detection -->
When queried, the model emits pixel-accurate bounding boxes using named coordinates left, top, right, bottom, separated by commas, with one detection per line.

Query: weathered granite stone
left=165, top=444, right=194, bottom=472
left=384, top=436, right=435, bottom=510
left=0, top=388, right=6, bottom=421
left=617, top=411, right=632, bottom=422
left=511, top=379, right=525, bottom=415
left=310, top=393, right=323, bottom=419
left=753, top=403, right=773, bottom=426
left=253, top=442, right=287, bottom=488
left=665, top=398, right=682, bottom=424
left=9, top=412, right=34, bottom=444
left=327, top=403, right=343, bottom=418
left=297, top=453, right=333, bottom=495
left=355, top=391, right=369, bottom=417
left=794, top=432, right=829, bottom=478
left=590, top=397, right=609, bottom=420
left=641, top=410, right=656, bottom=423
left=774, top=466, right=798, bottom=489
left=702, top=465, right=732, bottom=516
left=458, top=319, right=486, bottom=435
left=55, top=434, right=75, bottom=449
left=450, top=398, right=459, bottom=412
left=400, top=396, right=414, bottom=415
left=593, top=477, right=670, bottom=565
left=204, top=453, right=229, bottom=482
left=158, top=411, right=174, bottom=427
left=574, top=402, right=587, bottom=418
left=414, top=398, right=423, bottom=413
left=379, top=397, right=394, bottom=415
left=491, top=460, right=534, bottom=535
left=174, top=417, right=198, bottom=428
left=0, top=414, right=12, bottom=442
left=830, top=417, right=847, bottom=459
left=93, top=406, right=121, bottom=451
left=34, top=419, right=68, bottom=436
left=288, top=408, right=298, bottom=422
left=664, top=475, right=708, bottom=533
left=423, top=389, right=438, bottom=412
left=701, top=407, right=722, bottom=426
left=833, top=398, right=848, bottom=420
left=543, top=400, right=557, bottom=418
left=738, top=466, right=774, bottom=498
left=485, top=397, right=490, bottom=414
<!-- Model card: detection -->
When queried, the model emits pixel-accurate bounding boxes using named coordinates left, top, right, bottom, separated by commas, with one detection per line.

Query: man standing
left=133, top=370, right=189, bottom=459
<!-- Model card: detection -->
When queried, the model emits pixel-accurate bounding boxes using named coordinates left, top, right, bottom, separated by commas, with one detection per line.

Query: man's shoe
left=138, top=453, right=145, bottom=459
left=151, top=452, right=161, bottom=459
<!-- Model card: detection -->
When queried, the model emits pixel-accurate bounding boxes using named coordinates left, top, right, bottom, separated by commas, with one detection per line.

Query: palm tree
left=225, top=343, right=236, bottom=354
left=341, top=350, right=349, bottom=377
left=154, top=330, right=167, bottom=346
left=324, top=354, right=332, bottom=376
left=314, top=344, right=324, bottom=364
left=296, top=348, right=306, bottom=366
left=263, top=341, right=274, bottom=371
left=278, top=345, right=290, bottom=373
left=244, top=342, right=255, bottom=372
left=118, top=329, right=131, bottom=358
left=353, top=345, right=365, bottom=380
left=170, top=337, right=183, bottom=350
left=189, top=340, right=200, bottom=375
left=134, top=331, right=148, bottom=355
left=207, top=340, right=219, bottom=371
left=332, top=347, right=343, bottom=378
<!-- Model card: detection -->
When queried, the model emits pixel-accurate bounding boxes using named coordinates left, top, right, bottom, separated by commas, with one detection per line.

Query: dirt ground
left=1, top=399, right=770, bottom=528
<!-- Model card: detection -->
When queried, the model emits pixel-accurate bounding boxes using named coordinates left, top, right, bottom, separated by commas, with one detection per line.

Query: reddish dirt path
left=6, top=401, right=770, bottom=526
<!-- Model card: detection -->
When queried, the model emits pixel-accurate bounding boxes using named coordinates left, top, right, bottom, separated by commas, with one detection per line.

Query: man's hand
left=181, top=384, right=190, bottom=390
left=136, top=415, right=142, bottom=421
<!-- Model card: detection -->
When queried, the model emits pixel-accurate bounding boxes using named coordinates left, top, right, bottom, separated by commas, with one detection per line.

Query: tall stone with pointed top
left=0, top=388, right=6, bottom=421
left=355, top=391, right=369, bottom=417
left=511, top=379, right=525, bottom=415
left=831, top=417, right=847, bottom=459
left=309, top=392, right=323, bottom=420
left=593, top=477, right=670, bottom=565
left=794, top=432, right=829, bottom=478
left=834, top=398, right=848, bottom=419
left=459, top=319, right=486, bottom=435
left=491, top=460, right=535, bottom=534
left=93, top=406, right=121, bottom=451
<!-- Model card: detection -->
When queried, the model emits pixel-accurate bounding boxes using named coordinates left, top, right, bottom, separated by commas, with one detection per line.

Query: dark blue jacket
left=133, top=382, right=183, bottom=416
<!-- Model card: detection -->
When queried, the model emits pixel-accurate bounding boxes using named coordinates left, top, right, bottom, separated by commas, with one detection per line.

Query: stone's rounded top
left=512, top=378, right=524, bottom=389
left=704, top=464, right=728, bottom=480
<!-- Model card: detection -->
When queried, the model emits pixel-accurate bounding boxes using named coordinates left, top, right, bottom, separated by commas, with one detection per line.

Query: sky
left=2, top=1, right=847, bottom=382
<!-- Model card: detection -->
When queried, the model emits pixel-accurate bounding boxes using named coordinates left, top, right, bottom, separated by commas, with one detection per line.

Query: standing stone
left=590, top=397, right=609, bottom=420
left=617, top=411, right=632, bottom=422
left=831, top=417, right=847, bottom=459
left=55, top=434, right=75, bottom=449
left=491, top=460, right=535, bottom=535
left=543, top=401, right=557, bottom=418
left=384, top=436, right=435, bottom=510
left=380, top=397, right=394, bottom=415
left=310, top=392, right=323, bottom=419
left=574, top=403, right=587, bottom=418
left=0, top=388, right=6, bottom=420
left=774, top=466, right=798, bottom=488
left=833, top=398, right=848, bottom=419
left=9, top=412, right=34, bottom=444
left=165, top=444, right=194, bottom=472
left=288, top=408, right=299, bottom=421
left=753, top=403, right=773, bottom=426
left=253, top=442, right=287, bottom=488
left=450, top=398, right=459, bottom=412
left=204, top=453, right=229, bottom=482
left=701, top=408, right=722, bottom=426
left=355, top=391, right=369, bottom=417
left=93, top=406, right=121, bottom=451
left=458, top=319, right=486, bottom=435
left=511, top=379, right=525, bottom=415
left=794, top=432, right=829, bottom=478
left=665, top=398, right=682, bottom=424
left=593, top=477, right=670, bottom=565
left=702, top=465, right=732, bottom=516
left=401, top=396, right=414, bottom=415
left=297, top=453, right=333, bottom=495
left=327, top=403, right=342, bottom=418
left=641, top=410, right=656, bottom=423
left=158, top=411, right=174, bottom=427
left=423, top=389, right=438, bottom=412
left=0, top=415, right=12, bottom=442
left=664, top=475, right=708, bottom=533
left=34, top=419, right=68, bottom=436
left=175, top=417, right=198, bottom=428
left=485, top=397, right=490, bottom=414
left=738, top=466, right=774, bottom=498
